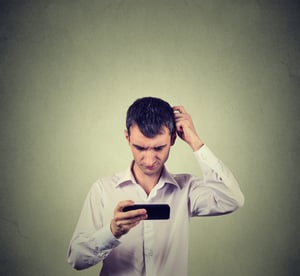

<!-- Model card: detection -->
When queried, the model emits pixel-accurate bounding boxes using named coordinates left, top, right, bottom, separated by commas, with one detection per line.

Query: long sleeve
left=67, top=145, right=245, bottom=274
left=190, top=144, right=245, bottom=216
left=67, top=182, right=121, bottom=270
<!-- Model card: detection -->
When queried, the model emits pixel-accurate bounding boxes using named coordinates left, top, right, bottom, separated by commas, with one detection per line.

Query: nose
left=144, top=149, right=156, bottom=165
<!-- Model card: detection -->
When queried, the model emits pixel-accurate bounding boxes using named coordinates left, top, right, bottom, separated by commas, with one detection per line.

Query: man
left=67, top=97, right=244, bottom=276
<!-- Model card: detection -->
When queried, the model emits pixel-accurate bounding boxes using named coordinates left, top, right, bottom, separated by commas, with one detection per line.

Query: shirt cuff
left=91, top=224, right=121, bottom=251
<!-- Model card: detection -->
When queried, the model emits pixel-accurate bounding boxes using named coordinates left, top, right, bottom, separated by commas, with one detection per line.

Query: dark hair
left=126, top=97, right=176, bottom=138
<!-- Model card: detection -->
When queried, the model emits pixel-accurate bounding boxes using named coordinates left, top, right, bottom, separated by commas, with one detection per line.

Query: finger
left=113, top=213, right=147, bottom=237
left=112, top=210, right=146, bottom=227
left=115, top=218, right=144, bottom=236
left=174, top=113, right=187, bottom=121
left=173, top=106, right=186, bottom=114
left=120, top=208, right=147, bottom=220
left=115, top=200, right=135, bottom=212
left=174, top=115, right=190, bottom=130
left=174, top=112, right=185, bottom=124
left=115, top=215, right=146, bottom=227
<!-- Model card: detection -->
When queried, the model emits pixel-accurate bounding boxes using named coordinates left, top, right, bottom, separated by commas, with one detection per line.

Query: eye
left=153, top=146, right=165, bottom=152
left=134, top=145, right=146, bottom=151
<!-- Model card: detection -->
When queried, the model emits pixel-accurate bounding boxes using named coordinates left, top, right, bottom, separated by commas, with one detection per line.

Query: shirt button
left=145, top=249, right=153, bottom=256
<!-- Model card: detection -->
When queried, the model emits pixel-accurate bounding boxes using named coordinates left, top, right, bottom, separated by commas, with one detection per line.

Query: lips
left=144, top=163, right=160, bottom=171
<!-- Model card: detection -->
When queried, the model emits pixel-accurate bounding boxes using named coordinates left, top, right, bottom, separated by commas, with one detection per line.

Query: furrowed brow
left=153, top=145, right=167, bottom=151
left=132, top=144, right=147, bottom=151
left=132, top=144, right=167, bottom=151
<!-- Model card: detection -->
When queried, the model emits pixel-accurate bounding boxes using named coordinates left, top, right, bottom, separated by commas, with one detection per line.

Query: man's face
left=125, top=124, right=175, bottom=177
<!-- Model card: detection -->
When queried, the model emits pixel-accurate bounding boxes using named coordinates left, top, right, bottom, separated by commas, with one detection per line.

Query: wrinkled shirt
left=67, top=145, right=244, bottom=275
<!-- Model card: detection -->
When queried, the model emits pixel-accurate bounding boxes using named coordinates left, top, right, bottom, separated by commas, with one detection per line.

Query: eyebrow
left=132, top=144, right=167, bottom=150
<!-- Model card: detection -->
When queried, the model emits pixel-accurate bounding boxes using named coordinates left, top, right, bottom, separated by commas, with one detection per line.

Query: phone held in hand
left=123, top=204, right=170, bottom=220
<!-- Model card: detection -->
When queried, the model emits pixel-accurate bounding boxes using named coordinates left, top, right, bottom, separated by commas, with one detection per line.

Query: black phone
left=123, top=204, right=170, bottom=220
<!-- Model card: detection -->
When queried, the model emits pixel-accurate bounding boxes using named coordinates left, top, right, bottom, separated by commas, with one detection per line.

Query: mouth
left=144, top=162, right=160, bottom=171
left=145, top=165, right=156, bottom=170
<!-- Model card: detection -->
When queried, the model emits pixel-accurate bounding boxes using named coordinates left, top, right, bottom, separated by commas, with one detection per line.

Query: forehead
left=129, top=125, right=170, bottom=145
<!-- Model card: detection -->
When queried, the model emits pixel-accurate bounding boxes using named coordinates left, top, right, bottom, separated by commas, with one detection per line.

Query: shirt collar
left=114, top=162, right=181, bottom=189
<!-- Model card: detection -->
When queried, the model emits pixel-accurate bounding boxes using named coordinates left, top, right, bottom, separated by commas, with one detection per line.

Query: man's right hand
left=110, top=200, right=147, bottom=239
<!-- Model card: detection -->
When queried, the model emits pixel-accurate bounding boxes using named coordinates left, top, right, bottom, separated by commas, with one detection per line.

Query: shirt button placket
left=143, top=220, right=154, bottom=275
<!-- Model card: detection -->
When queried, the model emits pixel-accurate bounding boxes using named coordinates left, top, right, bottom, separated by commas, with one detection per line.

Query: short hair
left=126, top=97, right=176, bottom=138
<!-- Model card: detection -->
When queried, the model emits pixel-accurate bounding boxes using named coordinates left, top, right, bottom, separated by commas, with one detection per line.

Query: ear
left=171, top=133, right=177, bottom=146
left=124, top=129, right=130, bottom=143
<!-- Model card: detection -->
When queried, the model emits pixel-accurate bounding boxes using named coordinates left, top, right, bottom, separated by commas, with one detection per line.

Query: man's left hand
left=173, top=106, right=204, bottom=151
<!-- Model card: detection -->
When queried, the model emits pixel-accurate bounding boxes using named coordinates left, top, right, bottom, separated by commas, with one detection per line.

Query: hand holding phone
left=111, top=200, right=148, bottom=239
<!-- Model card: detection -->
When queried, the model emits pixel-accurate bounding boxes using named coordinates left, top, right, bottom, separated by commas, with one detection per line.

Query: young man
left=67, top=97, right=244, bottom=276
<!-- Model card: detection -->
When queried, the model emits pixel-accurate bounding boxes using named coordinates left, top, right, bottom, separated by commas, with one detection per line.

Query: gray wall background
left=0, top=1, right=299, bottom=275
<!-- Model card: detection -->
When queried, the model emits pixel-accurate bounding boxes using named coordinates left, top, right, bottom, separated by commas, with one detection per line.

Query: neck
left=131, top=163, right=163, bottom=195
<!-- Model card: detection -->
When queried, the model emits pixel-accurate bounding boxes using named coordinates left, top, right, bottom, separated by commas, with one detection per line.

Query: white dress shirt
left=67, top=145, right=244, bottom=276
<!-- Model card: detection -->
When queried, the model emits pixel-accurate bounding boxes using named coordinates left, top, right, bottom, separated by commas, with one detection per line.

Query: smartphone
left=123, top=204, right=170, bottom=220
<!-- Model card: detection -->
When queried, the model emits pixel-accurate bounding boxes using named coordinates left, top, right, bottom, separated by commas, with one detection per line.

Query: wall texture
left=0, top=1, right=299, bottom=275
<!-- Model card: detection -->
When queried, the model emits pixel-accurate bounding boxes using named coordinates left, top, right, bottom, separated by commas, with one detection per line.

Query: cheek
left=159, top=149, right=170, bottom=160
left=132, top=150, right=142, bottom=160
